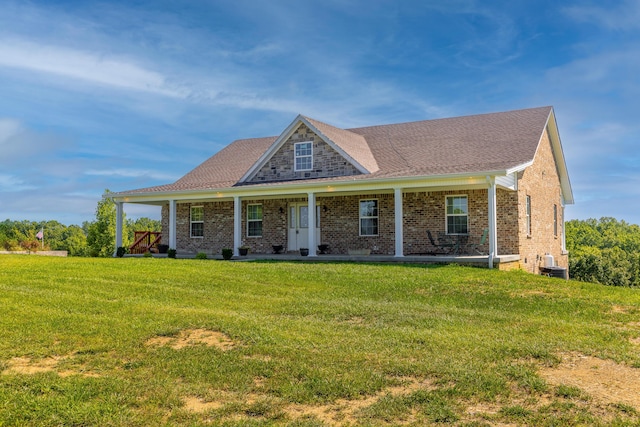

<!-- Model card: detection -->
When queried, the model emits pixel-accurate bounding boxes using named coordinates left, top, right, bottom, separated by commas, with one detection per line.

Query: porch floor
left=141, top=252, right=520, bottom=268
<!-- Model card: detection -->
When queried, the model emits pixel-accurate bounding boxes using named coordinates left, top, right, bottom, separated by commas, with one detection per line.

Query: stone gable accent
left=247, top=123, right=362, bottom=183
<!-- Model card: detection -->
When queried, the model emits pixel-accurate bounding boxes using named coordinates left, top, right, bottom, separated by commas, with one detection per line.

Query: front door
left=288, top=203, right=321, bottom=251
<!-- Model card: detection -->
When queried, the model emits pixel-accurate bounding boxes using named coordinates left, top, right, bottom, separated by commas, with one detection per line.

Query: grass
left=0, top=255, right=639, bottom=426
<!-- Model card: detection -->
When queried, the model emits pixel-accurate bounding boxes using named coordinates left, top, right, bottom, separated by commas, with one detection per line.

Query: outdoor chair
left=466, top=228, right=489, bottom=255
left=427, top=230, right=447, bottom=254
left=437, top=232, right=457, bottom=253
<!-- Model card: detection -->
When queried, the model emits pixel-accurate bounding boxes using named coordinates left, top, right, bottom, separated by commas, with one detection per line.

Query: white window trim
left=445, top=195, right=469, bottom=235
left=246, top=203, right=263, bottom=238
left=190, top=205, right=204, bottom=238
left=294, top=141, right=313, bottom=172
left=359, top=198, right=379, bottom=237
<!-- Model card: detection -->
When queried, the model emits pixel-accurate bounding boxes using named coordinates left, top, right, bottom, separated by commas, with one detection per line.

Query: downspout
left=486, top=176, right=498, bottom=269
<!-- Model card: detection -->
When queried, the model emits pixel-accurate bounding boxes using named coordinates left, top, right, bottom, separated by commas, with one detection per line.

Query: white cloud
left=564, top=1, right=640, bottom=30
left=0, top=38, right=188, bottom=98
left=0, top=174, right=37, bottom=191
left=85, top=168, right=179, bottom=181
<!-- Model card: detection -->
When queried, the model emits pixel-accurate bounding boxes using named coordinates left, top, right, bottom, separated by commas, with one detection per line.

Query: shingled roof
left=118, top=106, right=557, bottom=195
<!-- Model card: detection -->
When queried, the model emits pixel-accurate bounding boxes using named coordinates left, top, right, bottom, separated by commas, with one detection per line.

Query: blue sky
left=1, top=0, right=639, bottom=225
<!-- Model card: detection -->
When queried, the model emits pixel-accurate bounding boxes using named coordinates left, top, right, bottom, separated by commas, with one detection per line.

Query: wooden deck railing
left=129, top=231, right=162, bottom=254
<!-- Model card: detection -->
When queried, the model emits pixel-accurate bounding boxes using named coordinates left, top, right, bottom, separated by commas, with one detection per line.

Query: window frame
left=525, top=195, right=532, bottom=236
left=246, top=204, right=263, bottom=237
left=294, top=141, right=313, bottom=172
left=359, top=199, right=379, bottom=237
left=445, top=195, right=469, bottom=235
left=190, top=206, right=204, bottom=238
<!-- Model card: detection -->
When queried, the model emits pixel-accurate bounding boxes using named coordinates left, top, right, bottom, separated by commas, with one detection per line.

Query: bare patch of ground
left=183, top=396, right=223, bottom=413
left=145, top=328, right=237, bottom=351
left=2, top=355, right=99, bottom=377
left=180, top=376, right=434, bottom=425
left=539, top=352, right=640, bottom=410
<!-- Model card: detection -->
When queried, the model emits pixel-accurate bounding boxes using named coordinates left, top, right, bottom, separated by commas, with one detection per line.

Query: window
left=294, top=141, right=313, bottom=171
left=247, top=204, right=263, bottom=237
left=446, top=195, right=468, bottom=234
left=190, top=206, right=204, bottom=238
left=526, top=195, right=532, bottom=236
left=359, top=199, right=378, bottom=236
left=553, top=204, right=558, bottom=237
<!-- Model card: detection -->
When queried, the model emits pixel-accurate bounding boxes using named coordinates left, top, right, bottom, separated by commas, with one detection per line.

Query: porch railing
left=129, top=231, right=162, bottom=254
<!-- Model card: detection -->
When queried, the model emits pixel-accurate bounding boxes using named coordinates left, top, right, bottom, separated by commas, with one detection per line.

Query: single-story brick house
left=110, top=106, right=573, bottom=273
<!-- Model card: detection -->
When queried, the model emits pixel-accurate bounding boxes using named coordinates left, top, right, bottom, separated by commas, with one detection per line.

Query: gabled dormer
left=240, top=115, right=378, bottom=184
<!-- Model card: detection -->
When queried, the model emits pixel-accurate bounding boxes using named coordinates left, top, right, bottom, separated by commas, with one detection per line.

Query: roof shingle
left=117, top=106, right=553, bottom=195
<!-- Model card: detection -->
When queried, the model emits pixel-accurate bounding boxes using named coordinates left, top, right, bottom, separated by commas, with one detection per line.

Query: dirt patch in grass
left=283, top=376, right=434, bottom=425
left=183, top=396, right=224, bottom=413
left=2, top=355, right=100, bottom=377
left=539, top=352, right=640, bottom=410
left=145, top=328, right=237, bottom=351
left=180, top=376, right=434, bottom=425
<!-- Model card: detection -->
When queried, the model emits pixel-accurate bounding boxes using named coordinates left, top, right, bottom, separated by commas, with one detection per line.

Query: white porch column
left=234, top=196, right=242, bottom=256
left=169, top=199, right=177, bottom=249
left=394, top=187, right=404, bottom=257
left=114, top=201, right=123, bottom=256
left=487, top=176, right=498, bottom=269
left=308, top=192, right=317, bottom=256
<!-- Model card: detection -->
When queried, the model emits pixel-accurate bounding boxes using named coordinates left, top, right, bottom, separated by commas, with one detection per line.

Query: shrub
left=143, top=251, right=152, bottom=258
left=116, top=246, right=128, bottom=257
left=167, top=248, right=177, bottom=259
left=195, top=252, right=207, bottom=260
left=221, top=248, right=233, bottom=260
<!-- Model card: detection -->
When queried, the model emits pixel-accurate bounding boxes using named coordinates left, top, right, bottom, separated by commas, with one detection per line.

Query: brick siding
left=516, top=128, right=568, bottom=274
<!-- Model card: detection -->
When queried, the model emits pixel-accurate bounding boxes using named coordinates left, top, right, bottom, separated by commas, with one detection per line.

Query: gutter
left=108, top=168, right=514, bottom=202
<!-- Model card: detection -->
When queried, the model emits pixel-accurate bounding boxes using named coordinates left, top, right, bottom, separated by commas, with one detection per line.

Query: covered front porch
left=112, top=173, right=518, bottom=269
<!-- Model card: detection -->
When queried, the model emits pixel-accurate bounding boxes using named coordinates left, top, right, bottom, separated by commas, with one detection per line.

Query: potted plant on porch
left=299, top=248, right=309, bottom=256
left=238, top=245, right=250, bottom=256
left=221, top=248, right=233, bottom=260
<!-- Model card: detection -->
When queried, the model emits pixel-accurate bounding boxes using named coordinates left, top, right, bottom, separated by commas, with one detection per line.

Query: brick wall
left=240, top=198, right=292, bottom=253
left=161, top=190, right=511, bottom=257
left=161, top=201, right=234, bottom=255
left=248, top=123, right=361, bottom=183
left=403, top=190, right=491, bottom=255
left=516, top=128, right=568, bottom=273
left=320, top=193, right=396, bottom=255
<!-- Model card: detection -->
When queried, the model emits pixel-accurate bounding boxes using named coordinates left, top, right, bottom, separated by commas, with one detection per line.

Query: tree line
left=566, top=217, right=640, bottom=287
left=1, top=191, right=160, bottom=257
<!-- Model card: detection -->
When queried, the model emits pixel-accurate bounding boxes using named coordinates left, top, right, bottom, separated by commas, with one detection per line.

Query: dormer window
left=294, top=141, right=313, bottom=171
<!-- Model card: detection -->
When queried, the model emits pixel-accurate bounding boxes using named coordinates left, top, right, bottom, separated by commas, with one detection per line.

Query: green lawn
left=1, top=255, right=639, bottom=426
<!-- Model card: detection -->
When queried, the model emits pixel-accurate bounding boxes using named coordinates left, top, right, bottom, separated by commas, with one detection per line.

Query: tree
left=567, top=218, right=640, bottom=287
left=86, top=190, right=127, bottom=257
left=61, top=225, right=89, bottom=256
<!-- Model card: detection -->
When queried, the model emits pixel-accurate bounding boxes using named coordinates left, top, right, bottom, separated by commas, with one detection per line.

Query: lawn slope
left=1, top=256, right=639, bottom=426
